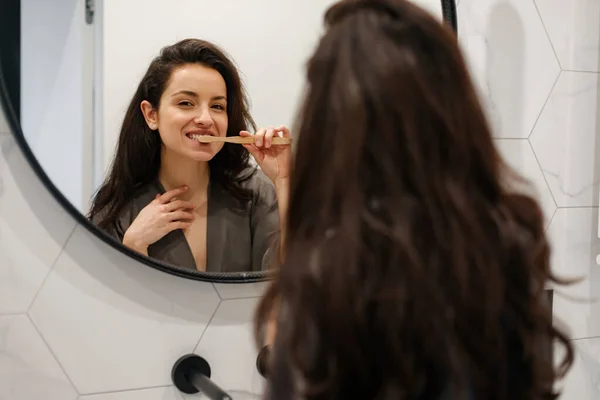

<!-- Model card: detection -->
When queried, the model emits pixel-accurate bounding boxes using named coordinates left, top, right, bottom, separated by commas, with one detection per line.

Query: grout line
left=212, top=282, right=223, bottom=301
left=527, top=71, right=561, bottom=140
left=26, top=313, right=81, bottom=396
left=545, top=207, right=557, bottom=232
left=0, top=312, right=28, bottom=317
left=532, top=0, right=563, bottom=71
left=192, top=300, right=222, bottom=354
left=26, top=223, right=78, bottom=313
left=527, top=139, right=559, bottom=209
left=561, top=69, right=600, bottom=74
left=218, top=295, right=264, bottom=301
left=556, top=206, right=599, bottom=209
left=571, top=335, right=600, bottom=342
left=78, top=384, right=173, bottom=398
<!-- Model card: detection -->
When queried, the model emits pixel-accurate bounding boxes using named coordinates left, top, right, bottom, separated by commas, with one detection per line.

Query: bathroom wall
left=458, top=0, right=600, bottom=398
left=20, top=0, right=94, bottom=212
left=1, top=0, right=598, bottom=399
left=98, top=0, right=443, bottom=180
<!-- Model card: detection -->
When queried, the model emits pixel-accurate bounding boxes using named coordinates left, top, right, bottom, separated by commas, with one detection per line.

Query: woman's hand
left=240, top=126, right=292, bottom=185
left=122, top=186, right=195, bottom=254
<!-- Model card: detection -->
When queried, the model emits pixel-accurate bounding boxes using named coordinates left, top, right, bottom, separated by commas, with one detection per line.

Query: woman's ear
left=140, top=100, right=158, bottom=130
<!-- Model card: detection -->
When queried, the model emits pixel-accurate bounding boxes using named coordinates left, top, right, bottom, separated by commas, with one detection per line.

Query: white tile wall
left=458, top=0, right=600, bottom=398
left=1, top=1, right=599, bottom=399
left=535, top=0, right=600, bottom=73
left=0, top=134, right=264, bottom=399
left=0, top=315, right=78, bottom=400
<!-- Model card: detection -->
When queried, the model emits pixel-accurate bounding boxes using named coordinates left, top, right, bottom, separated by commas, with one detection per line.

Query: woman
left=255, top=0, right=573, bottom=399
left=89, top=39, right=290, bottom=273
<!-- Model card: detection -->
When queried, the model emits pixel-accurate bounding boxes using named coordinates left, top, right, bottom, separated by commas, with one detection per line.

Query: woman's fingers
left=265, top=127, right=275, bottom=148
left=240, top=129, right=264, bottom=162
left=254, top=127, right=267, bottom=147
left=164, top=200, right=195, bottom=212
left=275, top=125, right=291, bottom=138
left=169, top=221, right=193, bottom=231
left=168, top=210, right=195, bottom=222
left=243, top=143, right=264, bottom=163
left=158, top=186, right=188, bottom=203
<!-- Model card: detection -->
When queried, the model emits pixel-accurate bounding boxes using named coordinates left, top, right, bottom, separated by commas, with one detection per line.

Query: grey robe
left=96, top=169, right=279, bottom=272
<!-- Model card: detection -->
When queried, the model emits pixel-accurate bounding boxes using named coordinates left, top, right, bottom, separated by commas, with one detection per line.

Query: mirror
left=1, top=0, right=456, bottom=281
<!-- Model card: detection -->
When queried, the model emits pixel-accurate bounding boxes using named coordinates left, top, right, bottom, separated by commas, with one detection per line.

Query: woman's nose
left=194, top=109, right=213, bottom=127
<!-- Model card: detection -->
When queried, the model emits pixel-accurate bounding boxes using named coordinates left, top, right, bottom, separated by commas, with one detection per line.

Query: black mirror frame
left=0, top=0, right=457, bottom=283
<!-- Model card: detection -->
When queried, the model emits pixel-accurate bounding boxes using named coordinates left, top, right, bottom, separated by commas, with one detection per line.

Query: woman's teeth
left=188, top=134, right=208, bottom=141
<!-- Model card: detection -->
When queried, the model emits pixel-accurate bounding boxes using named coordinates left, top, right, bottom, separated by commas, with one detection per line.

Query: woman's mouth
left=186, top=133, right=212, bottom=141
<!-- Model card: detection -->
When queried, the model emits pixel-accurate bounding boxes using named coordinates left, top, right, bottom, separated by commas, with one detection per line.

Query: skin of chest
left=183, top=196, right=208, bottom=271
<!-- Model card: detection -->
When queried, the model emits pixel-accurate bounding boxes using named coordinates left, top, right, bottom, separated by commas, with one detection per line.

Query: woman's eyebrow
left=171, top=90, right=226, bottom=101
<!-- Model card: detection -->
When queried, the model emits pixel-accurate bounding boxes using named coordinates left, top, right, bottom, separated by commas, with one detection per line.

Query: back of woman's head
left=89, top=38, right=255, bottom=228
left=255, top=0, right=573, bottom=399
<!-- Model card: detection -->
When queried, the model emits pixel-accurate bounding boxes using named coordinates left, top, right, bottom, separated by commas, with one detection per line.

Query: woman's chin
left=186, top=150, right=217, bottom=162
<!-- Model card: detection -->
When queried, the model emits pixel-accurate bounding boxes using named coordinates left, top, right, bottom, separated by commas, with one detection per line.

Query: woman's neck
left=158, top=151, right=210, bottom=197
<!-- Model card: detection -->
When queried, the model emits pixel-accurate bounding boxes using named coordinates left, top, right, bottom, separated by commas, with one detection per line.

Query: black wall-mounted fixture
left=441, top=0, right=458, bottom=33
left=172, top=354, right=232, bottom=399
left=256, top=345, right=270, bottom=379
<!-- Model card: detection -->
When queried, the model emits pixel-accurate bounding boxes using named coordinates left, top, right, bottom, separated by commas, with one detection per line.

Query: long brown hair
left=255, top=1, right=573, bottom=399
left=89, top=39, right=256, bottom=229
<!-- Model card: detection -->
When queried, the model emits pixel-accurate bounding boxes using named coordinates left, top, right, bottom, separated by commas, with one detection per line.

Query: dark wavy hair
left=89, top=38, right=256, bottom=228
left=255, top=1, right=573, bottom=399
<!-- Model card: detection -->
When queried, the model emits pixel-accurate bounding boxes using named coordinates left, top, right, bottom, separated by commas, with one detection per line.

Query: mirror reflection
left=88, top=38, right=289, bottom=272
left=17, top=0, right=444, bottom=275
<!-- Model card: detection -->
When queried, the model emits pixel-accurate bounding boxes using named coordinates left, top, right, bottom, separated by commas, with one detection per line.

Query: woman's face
left=142, top=64, right=228, bottom=162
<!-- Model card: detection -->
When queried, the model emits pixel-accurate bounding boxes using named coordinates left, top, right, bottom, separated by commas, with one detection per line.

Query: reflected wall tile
left=530, top=72, right=600, bottom=208
left=535, top=0, right=600, bottom=72
left=195, top=298, right=264, bottom=398
left=494, top=139, right=556, bottom=227
left=29, top=226, right=221, bottom=395
left=0, top=315, right=78, bottom=400
left=548, top=208, right=600, bottom=339
left=0, top=136, right=76, bottom=314
left=459, top=0, right=560, bottom=138
left=556, top=338, right=600, bottom=400
left=213, top=282, right=268, bottom=300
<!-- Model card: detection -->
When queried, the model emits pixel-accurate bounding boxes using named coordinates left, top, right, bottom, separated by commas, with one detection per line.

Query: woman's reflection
left=88, top=39, right=290, bottom=273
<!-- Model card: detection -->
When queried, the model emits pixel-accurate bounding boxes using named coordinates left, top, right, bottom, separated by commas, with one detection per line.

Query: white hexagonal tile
left=530, top=72, right=600, bottom=208
left=459, top=0, right=560, bottom=138
left=547, top=208, right=600, bottom=340
left=0, top=135, right=76, bottom=314
left=535, top=0, right=600, bottom=73
left=555, top=337, right=600, bottom=400
left=212, top=282, right=269, bottom=300
left=29, top=225, right=221, bottom=395
left=494, top=139, right=556, bottom=228
left=195, top=298, right=264, bottom=397
left=0, top=315, right=78, bottom=400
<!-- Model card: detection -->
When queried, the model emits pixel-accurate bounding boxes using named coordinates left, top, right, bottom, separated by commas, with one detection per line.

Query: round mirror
left=0, top=0, right=457, bottom=283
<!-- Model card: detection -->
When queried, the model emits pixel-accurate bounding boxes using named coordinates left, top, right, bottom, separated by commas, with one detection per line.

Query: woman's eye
left=179, top=101, right=193, bottom=107
left=212, top=104, right=225, bottom=110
